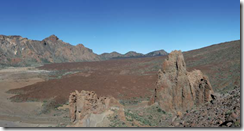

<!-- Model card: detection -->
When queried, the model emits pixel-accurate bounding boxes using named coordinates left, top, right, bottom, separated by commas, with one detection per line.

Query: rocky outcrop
left=0, top=35, right=100, bottom=67
left=172, top=86, right=240, bottom=127
left=149, top=50, right=214, bottom=113
left=68, top=90, right=124, bottom=127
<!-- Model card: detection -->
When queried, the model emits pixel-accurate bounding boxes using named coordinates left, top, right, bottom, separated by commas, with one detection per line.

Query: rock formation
left=0, top=35, right=100, bottom=67
left=149, top=50, right=214, bottom=113
left=68, top=90, right=124, bottom=127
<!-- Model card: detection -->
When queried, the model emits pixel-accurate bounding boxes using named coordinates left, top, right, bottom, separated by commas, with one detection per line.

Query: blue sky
left=0, top=0, right=240, bottom=54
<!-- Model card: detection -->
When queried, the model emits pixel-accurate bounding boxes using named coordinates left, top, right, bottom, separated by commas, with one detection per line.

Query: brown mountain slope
left=184, top=40, right=241, bottom=92
left=0, top=35, right=100, bottom=67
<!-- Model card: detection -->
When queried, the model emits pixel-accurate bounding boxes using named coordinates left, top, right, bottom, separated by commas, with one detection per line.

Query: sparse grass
left=225, top=110, right=233, bottom=116
left=119, top=96, right=147, bottom=106
left=125, top=110, right=152, bottom=126
left=123, top=104, right=170, bottom=127
left=45, top=70, right=82, bottom=80
left=234, top=121, right=240, bottom=127
left=39, top=98, right=57, bottom=114
left=184, top=40, right=240, bottom=93
left=108, top=110, right=127, bottom=127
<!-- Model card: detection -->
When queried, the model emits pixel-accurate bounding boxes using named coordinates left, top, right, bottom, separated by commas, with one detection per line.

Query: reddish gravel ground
left=9, top=56, right=166, bottom=106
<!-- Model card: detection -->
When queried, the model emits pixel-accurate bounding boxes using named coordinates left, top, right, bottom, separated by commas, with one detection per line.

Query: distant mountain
left=99, top=50, right=168, bottom=60
left=0, top=35, right=100, bottom=67
left=0, top=34, right=168, bottom=67
left=124, top=51, right=144, bottom=58
left=145, top=49, right=168, bottom=57
left=100, top=51, right=144, bottom=60
left=100, top=52, right=123, bottom=60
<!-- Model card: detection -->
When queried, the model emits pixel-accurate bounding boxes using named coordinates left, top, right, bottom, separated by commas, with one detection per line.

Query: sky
left=0, top=0, right=240, bottom=54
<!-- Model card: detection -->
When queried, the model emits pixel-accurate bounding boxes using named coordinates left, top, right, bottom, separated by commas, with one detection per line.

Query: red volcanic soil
left=9, top=56, right=167, bottom=106
left=8, top=40, right=241, bottom=108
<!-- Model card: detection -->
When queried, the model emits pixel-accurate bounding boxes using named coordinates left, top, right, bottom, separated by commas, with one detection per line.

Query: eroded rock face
left=150, top=50, right=214, bottom=113
left=187, top=70, right=214, bottom=106
left=0, top=35, right=100, bottom=67
left=68, top=90, right=124, bottom=127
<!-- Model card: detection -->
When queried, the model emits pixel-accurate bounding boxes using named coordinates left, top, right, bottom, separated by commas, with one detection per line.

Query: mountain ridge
left=0, top=34, right=99, bottom=67
left=1, top=34, right=239, bottom=68
left=100, top=49, right=168, bottom=60
left=0, top=35, right=168, bottom=67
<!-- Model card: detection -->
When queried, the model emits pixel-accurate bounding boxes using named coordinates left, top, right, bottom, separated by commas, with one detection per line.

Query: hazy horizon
left=0, top=0, right=240, bottom=54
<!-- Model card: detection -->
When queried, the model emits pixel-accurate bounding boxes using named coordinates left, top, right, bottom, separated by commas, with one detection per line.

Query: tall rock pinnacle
left=149, top=50, right=214, bottom=113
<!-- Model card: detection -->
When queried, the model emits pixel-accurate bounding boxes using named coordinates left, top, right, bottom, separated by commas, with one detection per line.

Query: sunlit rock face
left=149, top=50, right=214, bottom=113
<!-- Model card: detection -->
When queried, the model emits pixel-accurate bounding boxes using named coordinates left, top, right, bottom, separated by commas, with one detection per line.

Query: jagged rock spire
left=149, top=50, right=214, bottom=113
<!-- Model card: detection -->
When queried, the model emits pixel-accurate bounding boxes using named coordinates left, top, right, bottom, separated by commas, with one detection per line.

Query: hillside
left=183, top=40, right=241, bottom=92
left=0, top=35, right=100, bottom=67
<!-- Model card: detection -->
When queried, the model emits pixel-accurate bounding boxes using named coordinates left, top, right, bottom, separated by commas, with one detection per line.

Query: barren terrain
left=0, top=67, right=69, bottom=127
left=0, top=40, right=240, bottom=127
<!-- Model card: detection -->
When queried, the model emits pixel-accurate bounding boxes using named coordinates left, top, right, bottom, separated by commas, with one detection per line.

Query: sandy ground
left=0, top=67, right=67, bottom=127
